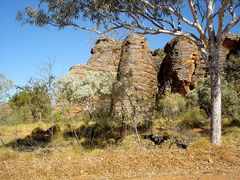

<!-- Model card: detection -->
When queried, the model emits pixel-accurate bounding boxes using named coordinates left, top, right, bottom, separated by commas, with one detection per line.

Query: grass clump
left=157, top=93, right=186, bottom=118
left=222, top=127, right=240, bottom=145
left=181, top=108, right=208, bottom=128
left=0, top=147, right=19, bottom=160
left=188, top=137, right=211, bottom=149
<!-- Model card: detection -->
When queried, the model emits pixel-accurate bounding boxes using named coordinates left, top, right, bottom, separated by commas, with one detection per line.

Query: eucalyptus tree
left=17, top=0, right=240, bottom=145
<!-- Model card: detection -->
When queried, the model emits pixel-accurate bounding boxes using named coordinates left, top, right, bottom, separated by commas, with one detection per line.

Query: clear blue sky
left=0, top=0, right=239, bottom=93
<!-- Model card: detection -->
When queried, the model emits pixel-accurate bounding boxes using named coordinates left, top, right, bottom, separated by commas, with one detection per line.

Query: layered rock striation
left=158, top=36, right=229, bottom=95
left=66, top=37, right=121, bottom=116
left=64, top=33, right=238, bottom=117
left=70, top=37, right=121, bottom=78
left=111, top=34, right=159, bottom=119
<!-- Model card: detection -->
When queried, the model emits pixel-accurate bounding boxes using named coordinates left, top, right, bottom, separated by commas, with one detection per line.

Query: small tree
left=58, top=71, right=115, bottom=118
left=9, top=80, right=52, bottom=122
left=17, top=0, right=240, bottom=145
left=187, top=77, right=240, bottom=122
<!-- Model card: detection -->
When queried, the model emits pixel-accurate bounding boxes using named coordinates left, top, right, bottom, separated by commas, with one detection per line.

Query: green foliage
left=152, top=48, right=166, bottom=61
left=186, top=77, right=240, bottom=121
left=157, top=93, right=186, bottom=118
left=181, top=108, right=208, bottom=128
left=9, top=81, right=52, bottom=122
left=225, top=47, right=240, bottom=82
left=58, top=71, right=114, bottom=103
left=186, top=78, right=211, bottom=116
left=17, top=0, right=181, bottom=31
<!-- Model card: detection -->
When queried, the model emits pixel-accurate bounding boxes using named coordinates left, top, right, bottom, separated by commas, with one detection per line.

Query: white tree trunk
left=209, top=46, right=222, bottom=145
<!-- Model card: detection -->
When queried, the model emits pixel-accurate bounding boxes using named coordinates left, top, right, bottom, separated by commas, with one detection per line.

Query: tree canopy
left=17, top=1, right=239, bottom=43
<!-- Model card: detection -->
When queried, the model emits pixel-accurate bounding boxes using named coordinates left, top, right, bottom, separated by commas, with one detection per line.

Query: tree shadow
left=5, top=125, right=60, bottom=152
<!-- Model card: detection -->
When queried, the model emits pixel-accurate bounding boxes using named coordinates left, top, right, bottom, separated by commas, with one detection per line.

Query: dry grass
left=0, top=145, right=240, bottom=179
left=0, top=122, right=50, bottom=143
left=1, top=122, right=240, bottom=179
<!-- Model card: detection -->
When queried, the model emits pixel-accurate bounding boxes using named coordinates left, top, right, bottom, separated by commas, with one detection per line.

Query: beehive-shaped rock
left=66, top=37, right=121, bottom=117
left=158, top=36, right=228, bottom=95
left=112, top=34, right=159, bottom=119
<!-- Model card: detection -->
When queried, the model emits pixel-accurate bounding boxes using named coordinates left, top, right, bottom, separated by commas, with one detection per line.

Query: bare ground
left=0, top=145, right=240, bottom=179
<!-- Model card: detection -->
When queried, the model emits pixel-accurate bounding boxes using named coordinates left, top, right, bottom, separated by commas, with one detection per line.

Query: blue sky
left=0, top=0, right=239, bottom=93
left=0, top=0, right=172, bottom=89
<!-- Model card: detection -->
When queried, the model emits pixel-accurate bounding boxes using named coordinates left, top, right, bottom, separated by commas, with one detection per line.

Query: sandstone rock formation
left=111, top=34, right=159, bottom=119
left=64, top=33, right=239, bottom=118
left=66, top=34, right=160, bottom=118
left=70, top=37, right=121, bottom=78
left=158, top=36, right=229, bottom=95
left=66, top=37, right=121, bottom=116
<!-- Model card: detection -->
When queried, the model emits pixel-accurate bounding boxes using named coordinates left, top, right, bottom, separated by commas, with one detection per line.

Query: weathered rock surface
left=64, top=33, right=239, bottom=117
left=112, top=34, right=159, bottom=119
left=70, top=37, right=121, bottom=78
left=66, top=34, right=160, bottom=118
left=66, top=37, right=121, bottom=117
left=158, top=36, right=229, bottom=95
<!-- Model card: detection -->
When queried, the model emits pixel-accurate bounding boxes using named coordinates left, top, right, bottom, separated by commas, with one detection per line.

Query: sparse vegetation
left=181, top=108, right=208, bottom=128
left=157, top=93, right=186, bottom=118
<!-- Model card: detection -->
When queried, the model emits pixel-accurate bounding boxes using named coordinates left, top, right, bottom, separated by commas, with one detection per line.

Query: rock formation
left=64, top=33, right=239, bottom=117
left=111, top=34, right=159, bottom=119
left=158, top=36, right=229, bottom=95
left=66, top=37, right=121, bottom=116
left=70, top=37, right=121, bottom=78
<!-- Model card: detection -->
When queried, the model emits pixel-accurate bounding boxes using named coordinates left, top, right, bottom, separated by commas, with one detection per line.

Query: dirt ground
left=0, top=145, right=240, bottom=180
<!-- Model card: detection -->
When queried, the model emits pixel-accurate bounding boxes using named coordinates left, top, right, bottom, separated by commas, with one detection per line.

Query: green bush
left=157, top=93, right=186, bottom=118
left=186, top=77, right=240, bottom=121
left=181, top=108, right=208, bottom=128
left=9, top=81, right=52, bottom=123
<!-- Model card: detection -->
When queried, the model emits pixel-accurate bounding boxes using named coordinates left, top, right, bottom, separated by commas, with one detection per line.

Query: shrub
left=9, top=81, right=52, bottom=122
left=58, top=71, right=114, bottom=103
left=181, top=108, right=208, bottom=128
left=152, top=48, right=166, bottom=61
left=157, top=93, right=186, bottom=118
left=186, top=76, right=240, bottom=121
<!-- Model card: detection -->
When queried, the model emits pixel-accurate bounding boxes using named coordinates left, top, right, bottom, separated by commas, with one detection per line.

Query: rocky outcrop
left=225, top=34, right=240, bottom=81
left=66, top=34, right=160, bottom=118
left=112, top=34, right=159, bottom=119
left=66, top=37, right=121, bottom=117
left=158, top=36, right=229, bottom=95
left=70, top=37, right=121, bottom=78
left=64, top=33, right=239, bottom=118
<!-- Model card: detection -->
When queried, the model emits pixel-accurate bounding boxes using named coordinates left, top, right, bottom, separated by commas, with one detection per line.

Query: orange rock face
left=158, top=36, right=229, bottom=95
left=62, top=34, right=238, bottom=118
left=70, top=37, right=121, bottom=78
